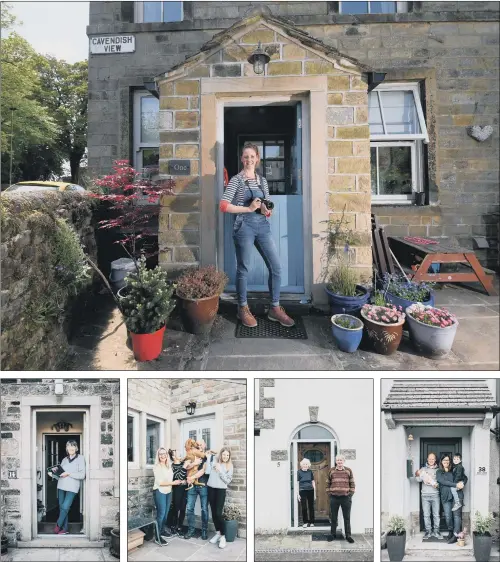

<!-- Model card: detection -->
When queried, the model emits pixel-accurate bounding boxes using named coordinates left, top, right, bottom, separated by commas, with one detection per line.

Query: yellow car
left=4, top=181, right=86, bottom=193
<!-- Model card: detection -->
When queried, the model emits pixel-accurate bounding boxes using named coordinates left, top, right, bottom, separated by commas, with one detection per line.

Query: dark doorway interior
left=39, top=433, right=83, bottom=534
left=419, top=437, right=462, bottom=532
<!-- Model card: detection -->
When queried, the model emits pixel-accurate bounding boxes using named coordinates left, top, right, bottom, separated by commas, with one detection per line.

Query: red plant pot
left=130, top=325, right=165, bottom=362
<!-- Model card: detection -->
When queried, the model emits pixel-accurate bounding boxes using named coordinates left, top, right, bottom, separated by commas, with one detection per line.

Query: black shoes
left=346, top=536, right=354, bottom=543
left=447, top=531, right=454, bottom=540
left=201, top=530, right=208, bottom=540
left=327, top=534, right=336, bottom=542
left=184, top=530, right=195, bottom=540
left=155, top=537, right=168, bottom=545
left=448, top=535, right=458, bottom=544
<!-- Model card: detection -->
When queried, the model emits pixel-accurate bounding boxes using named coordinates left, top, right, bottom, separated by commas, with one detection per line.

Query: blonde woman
left=52, top=440, right=86, bottom=535
left=297, top=458, right=316, bottom=527
left=219, top=142, right=295, bottom=329
left=153, top=448, right=183, bottom=545
left=207, top=447, right=233, bottom=549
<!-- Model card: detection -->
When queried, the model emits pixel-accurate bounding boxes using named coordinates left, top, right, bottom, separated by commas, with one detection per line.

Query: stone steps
left=17, top=539, right=104, bottom=548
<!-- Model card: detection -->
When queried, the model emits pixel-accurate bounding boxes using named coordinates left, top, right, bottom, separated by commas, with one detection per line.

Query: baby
left=183, top=439, right=218, bottom=490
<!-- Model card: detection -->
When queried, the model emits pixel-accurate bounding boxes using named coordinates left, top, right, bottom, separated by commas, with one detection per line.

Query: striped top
left=326, top=466, right=355, bottom=497
left=219, top=171, right=270, bottom=212
left=172, top=462, right=187, bottom=482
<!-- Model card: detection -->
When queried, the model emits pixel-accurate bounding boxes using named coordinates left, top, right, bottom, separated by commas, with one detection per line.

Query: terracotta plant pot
left=177, top=293, right=220, bottom=335
left=361, top=308, right=405, bottom=355
left=130, top=325, right=165, bottom=362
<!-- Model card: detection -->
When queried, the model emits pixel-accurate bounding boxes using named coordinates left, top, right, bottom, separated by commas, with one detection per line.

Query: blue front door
left=223, top=103, right=305, bottom=294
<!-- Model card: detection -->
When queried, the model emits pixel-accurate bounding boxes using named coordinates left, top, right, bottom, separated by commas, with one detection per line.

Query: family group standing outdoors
left=297, top=454, right=356, bottom=543
left=152, top=439, right=233, bottom=549
left=416, top=452, right=467, bottom=543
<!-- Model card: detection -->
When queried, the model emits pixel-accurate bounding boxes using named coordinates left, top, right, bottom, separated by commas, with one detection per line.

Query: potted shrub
left=120, top=255, right=176, bottom=361
left=386, top=515, right=406, bottom=562
left=473, top=511, right=494, bottom=562
left=382, top=273, right=435, bottom=310
left=406, top=303, right=459, bottom=357
left=330, top=314, right=364, bottom=353
left=110, top=511, right=120, bottom=559
left=222, top=503, right=241, bottom=543
left=176, top=266, right=228, bottom=335
left=361, top=304, right=406, bottom=355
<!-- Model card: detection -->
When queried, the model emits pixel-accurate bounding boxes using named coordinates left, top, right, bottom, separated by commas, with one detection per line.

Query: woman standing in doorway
left=53, top=440, right=86, bottom=535
left=153, top=448, right=183, bottom=545
left=219, top=143, right=295, bottom=329
left=436, top=455, right=467, bottom=544
left=207, top=447, right=234, bottom=550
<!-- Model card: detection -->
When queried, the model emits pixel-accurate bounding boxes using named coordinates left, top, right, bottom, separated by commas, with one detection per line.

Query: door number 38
left=478, top=466, right=486, bottom=473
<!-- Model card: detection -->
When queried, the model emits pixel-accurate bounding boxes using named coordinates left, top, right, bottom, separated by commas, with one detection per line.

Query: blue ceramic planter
left=325, top=285, right=371, bottom=316
left=331, top=314, right=364, bottom=353
left=385, top=290, right=434, bottom=311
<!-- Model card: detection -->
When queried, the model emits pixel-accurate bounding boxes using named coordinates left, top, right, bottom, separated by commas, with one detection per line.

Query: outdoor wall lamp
left=248, top=42, right=270, bottom=75
left=408, top=434, right=414, bottom=441
left=185, top=401, right=197, bottom=416
left=54, top=381, right=64, bottom=395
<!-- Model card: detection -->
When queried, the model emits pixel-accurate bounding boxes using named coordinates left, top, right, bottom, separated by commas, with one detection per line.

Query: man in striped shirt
left=326, top=454, right=355, bottom=543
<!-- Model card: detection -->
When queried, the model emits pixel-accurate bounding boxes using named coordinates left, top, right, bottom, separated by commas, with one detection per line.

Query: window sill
left=371, top=204, right=442, bottom=216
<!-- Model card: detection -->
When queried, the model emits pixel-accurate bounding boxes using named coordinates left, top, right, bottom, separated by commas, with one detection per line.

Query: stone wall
left=87, top=1, right=499, bottom=268
left=0, top=378, right=119, bottom=545
left=0, top=192, right=97, bottom=370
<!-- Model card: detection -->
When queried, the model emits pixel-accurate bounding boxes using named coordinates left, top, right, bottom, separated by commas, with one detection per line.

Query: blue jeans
left=154, top=490, right=172, bottom=537
left=442, top=501, right=462, bottom=534
left=186, top=485, right=208, bottom=533
left=421, top=494, right=440, bottom=533
left=233, top=215, right=282, bottom=307
left=56, top=489, right=76, bottom=531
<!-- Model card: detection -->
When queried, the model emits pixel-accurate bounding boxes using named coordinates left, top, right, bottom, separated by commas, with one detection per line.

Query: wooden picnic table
left=388, top=236, right=497, bottom=296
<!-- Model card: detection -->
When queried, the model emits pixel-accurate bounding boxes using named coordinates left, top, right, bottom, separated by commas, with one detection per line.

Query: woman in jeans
left=219, top=143, right=294, bottom=329
left=436, top=455, right=467, bottom=544
left=207, top=447, right=233, bottom=549
left=52, top=440, right=86, bottom=535
left=167, top=449, right=188, bottom=534
left=153, top=448, right=183, bottom=545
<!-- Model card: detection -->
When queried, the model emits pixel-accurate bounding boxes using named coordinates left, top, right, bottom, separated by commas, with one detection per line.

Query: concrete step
left=17, top=539, right=105, bottom=548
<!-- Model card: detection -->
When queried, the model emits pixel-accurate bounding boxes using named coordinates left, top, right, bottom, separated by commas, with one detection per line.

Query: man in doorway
left=415, top=452, right=443, bottom=540
left=326, top=454, right=355, bottom=543
left=184, top=439, right=212, bottom=540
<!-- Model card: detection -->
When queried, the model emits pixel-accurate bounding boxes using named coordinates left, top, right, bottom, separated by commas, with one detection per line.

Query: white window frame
left=339, top=1, right=408, bottom=14
left=370, top=82, right=429, bottom=143
left=127, top=410, right=140, bottom=470
left=145, top=414, right=165, bottom=469
left=134, top=1, right=184, bottom=23
left=133, top=90, right=159, bottom=172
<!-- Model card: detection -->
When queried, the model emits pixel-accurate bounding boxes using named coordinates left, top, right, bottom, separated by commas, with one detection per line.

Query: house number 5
left=277, top=462, right=280, bottom=467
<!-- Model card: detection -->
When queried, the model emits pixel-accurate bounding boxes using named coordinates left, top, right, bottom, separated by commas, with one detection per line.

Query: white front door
left=180, top=415, right=216, bottom=451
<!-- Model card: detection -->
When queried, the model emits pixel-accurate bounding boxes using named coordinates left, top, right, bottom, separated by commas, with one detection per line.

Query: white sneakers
left=209, top=532, right=221, bottom=544
left=219, top=536, right=227, bottom=549
left=302, top=523, right=308, bottom=528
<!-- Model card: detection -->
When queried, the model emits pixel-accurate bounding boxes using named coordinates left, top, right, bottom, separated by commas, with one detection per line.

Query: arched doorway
left=289, top=423, right=338, bottom=529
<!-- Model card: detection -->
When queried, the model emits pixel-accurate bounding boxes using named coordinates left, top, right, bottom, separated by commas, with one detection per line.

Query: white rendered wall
left=255, top=379, right=373, bottom=534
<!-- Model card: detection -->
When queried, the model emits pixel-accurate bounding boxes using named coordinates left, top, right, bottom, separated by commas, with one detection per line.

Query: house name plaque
left=90, top=35, right=135, bottom=54
left=168, top=160, right=191, bottom=175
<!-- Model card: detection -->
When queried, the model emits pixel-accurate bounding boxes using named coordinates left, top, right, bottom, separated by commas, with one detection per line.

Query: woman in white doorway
left=51, top=440, right=86, bottom=535
left=207, top=447, right=234, bottom=549
left=297, top=458, right=316, bottom=527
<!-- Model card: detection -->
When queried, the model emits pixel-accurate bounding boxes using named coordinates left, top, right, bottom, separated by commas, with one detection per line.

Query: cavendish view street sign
left=90, top=35, right=135, bottom=54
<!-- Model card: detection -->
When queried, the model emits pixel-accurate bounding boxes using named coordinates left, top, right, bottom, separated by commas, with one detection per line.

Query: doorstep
left=404, top=533, right=473, bottom=559
left=17, top=538, right=105, bottom=548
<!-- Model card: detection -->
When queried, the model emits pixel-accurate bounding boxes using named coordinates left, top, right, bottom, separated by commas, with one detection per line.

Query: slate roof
left=382, top=380, right=498, bottom=410
left=156, top=10, right=372, bottom=80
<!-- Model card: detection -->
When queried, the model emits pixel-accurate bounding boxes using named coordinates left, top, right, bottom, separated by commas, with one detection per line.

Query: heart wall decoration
left=467, top=125, right=494, bottom=142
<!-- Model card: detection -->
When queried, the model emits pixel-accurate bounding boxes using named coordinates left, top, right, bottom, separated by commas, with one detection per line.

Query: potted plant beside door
left=222, top=503, right=242, bottom=543
left=119, top=255, right=176, bottom=361
left=110, top=511, right=120, bottom=559
left=386, top=515, right=406, bottom=562
left=176, top=266, right=228, bottom=335
left=472, top=511, right=494, bottom=562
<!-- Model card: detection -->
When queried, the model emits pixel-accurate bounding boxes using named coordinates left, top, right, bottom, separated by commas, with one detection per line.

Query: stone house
left=127, top=378, right=247, bottom=536
left=0, top=378, right=120, bottom=547
left=255, top=378, right=374, bottom=535
left=381, top=378, right=500, bottom=545
left=86, top=2, right=499, bottom=306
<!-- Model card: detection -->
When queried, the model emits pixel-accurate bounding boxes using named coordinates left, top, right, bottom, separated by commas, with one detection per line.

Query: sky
left=9, top=1, right=90, bottom=63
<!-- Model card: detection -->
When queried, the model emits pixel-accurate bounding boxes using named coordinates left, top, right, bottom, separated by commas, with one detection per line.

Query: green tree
left=36, top=57, right=89, bottom=183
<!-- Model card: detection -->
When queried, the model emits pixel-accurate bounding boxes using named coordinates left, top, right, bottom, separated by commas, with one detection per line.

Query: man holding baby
left=415, top=452, right=443, bottom=540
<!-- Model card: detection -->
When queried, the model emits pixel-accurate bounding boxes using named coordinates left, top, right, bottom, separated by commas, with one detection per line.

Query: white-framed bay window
left=128, top=410, right=140, bottom=469
left=369, top=82, right=429, bottom=205
left=133, top=90, right=159, bottom=177
left=135, top=1, right=183, bottom=23
left=145, top=414, right=164, bottom=467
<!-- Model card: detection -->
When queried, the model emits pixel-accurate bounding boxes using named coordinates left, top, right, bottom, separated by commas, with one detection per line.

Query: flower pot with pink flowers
left=360, top=304, right=406, bottom=355
left=405, top=303, right=458, bottom=358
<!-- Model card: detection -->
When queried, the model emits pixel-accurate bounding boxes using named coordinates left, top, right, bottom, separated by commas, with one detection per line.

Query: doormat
left=311, top=532, right=345, bottom=541
left=235, top=315, right=308, bottom=339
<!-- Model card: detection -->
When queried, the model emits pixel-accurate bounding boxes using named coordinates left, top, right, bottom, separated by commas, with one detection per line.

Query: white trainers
left=219, top=536, right=227, bottom=549
left=209, top=532, right=221, bottom=544
left=303, top=523, right=308, bottom=528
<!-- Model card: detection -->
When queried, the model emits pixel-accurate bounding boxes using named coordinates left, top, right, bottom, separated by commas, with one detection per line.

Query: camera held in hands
left=252, top=198, right=274, bottom=214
